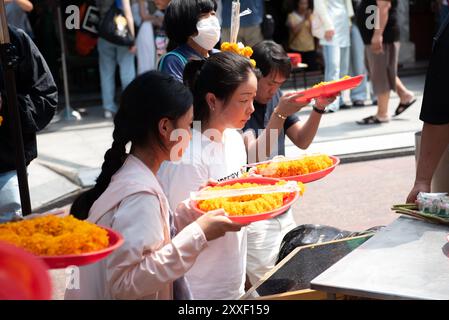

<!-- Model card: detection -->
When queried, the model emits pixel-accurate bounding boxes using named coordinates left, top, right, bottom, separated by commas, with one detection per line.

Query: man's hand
left=406, top=181, right=431, bottom=204
left=324, top=29, right=335, bottom=42
left=371, top=32, right=383, bottom=54
left=276, top=92, right=309, bottom=118
left=129, top=45, right=137, bottom=54
left=315, top=94, right=339, bottom=110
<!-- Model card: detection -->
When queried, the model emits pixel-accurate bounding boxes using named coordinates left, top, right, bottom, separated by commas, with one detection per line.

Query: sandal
left=394, top=99, right=416, bottom=117
left=356, top=115, right=388, bottom=125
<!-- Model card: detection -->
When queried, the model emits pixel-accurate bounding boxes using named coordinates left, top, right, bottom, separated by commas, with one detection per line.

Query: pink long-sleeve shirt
left=65, top=155, right=207, bottom=300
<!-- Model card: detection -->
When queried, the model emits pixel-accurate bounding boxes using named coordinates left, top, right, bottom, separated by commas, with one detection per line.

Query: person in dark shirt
left=356, top=0, right=416, bottom=125
left=242, top=41, right=337, bottom=285
left=0, top=26, right=57, bottom=218
left=407, top=16, right=449, bottom=202
left=243, top=40, right=336, bottom=163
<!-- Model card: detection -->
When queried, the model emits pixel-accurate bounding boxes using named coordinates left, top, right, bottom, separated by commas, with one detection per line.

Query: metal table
left=310, top=216, right=449, bottom=300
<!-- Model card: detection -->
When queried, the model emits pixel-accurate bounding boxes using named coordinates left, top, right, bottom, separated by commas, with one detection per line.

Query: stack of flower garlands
left=221, top=42, right=256, bottom=68
left=0, top=215, right=109, bottom=256
left=254, top=154, right=334, bottom=178
left=197, top=180, right=305, bottom=216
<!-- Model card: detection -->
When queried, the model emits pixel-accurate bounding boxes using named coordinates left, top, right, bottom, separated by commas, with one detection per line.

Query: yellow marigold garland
left=313, top=75, right=351, bottom=88
left=0, top=215, right=109, bottom=256
left=221, top=42, right=256, bottom=68
left=197, top=181, right=305, bottom=216
left=255, top=155, right=334, bottom=178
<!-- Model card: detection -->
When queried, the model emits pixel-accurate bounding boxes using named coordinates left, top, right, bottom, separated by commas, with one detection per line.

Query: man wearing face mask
left=158, top=0, right=221, bottom=82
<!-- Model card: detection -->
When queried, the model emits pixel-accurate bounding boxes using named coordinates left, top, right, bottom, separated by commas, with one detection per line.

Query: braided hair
left=71, top=71, right=193, bottom=219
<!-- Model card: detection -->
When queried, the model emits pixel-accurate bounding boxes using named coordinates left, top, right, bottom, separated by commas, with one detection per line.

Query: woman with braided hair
left=65, top=71, right=244, bottom=300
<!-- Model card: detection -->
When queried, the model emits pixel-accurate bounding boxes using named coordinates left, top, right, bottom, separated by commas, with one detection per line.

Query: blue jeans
left=98, top=38, right=136, bottom=113
left=322, top=45, right=350, bottom=111
left=349, top=24, right=371, bottom=102
left=0, top=170, right=22, bottom=221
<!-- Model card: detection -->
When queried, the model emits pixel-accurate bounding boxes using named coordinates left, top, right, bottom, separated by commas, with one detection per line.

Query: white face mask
left=192, top=15, right=221, bottom=51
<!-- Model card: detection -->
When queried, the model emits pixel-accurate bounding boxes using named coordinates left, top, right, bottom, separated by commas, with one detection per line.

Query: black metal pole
left=0, top=0, right=32, bottom=216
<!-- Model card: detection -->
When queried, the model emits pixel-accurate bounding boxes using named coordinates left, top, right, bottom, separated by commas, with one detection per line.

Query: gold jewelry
left=274, top=109, right=287, bottom=120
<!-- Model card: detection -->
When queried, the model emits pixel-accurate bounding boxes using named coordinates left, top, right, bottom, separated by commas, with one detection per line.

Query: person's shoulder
left=7, top=25, right=28, bottom=43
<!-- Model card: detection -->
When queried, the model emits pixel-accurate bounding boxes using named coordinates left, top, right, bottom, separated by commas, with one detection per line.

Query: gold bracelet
left=274, top=109, right=287, bottom=120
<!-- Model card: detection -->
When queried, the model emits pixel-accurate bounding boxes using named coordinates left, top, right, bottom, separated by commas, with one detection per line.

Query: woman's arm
left=9, top=0, right=34, bottom=12
left=122, top=0, right=135, bottom=38
left=106, top=193, right=208, bottom=299
left=313, top=0, right=334, bottom=31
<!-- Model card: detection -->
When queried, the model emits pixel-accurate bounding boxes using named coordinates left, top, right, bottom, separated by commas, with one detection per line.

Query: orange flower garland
left=197, top=181, right=305, bottom=216
left=0, top=215, right=109, bottom=256
left=221, top=42, right=256, bottom=68
left=313, top=75, right=351, bottom=88
left=255, top=155, right=334, bottom=178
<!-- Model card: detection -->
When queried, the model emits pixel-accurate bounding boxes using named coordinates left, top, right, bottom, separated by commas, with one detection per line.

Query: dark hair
left=165, top=0, right=217, bottom=45
left=252, top=40, right=292, bottom=79
left=183, top=52, right=256, bottom=123
left=70, top=71, right=193, bottom=219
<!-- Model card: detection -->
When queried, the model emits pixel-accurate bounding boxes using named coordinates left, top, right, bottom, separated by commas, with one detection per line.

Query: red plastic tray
left=40, top=226, right=124, bottom=269
left=191, top=177, right=300, bottom=224
left=0, top=241, right=52, bottom=300
left=250, top=155, right=340, bottom=183
left=296, top=75, right=364, bottom=102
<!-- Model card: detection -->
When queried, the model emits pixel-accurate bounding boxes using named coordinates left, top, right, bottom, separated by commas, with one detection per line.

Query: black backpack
left=98, top=0, right=135, bottom=46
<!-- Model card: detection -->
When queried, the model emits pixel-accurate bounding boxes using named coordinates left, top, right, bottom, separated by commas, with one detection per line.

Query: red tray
left=191, top=177, right=300, bottom=224
left=0, top=241, right=52, bottom=300
left=40, top=226, right=124, bottom=269
left=249, top=155, right=340, bottom=183
left=296, top=75, right=364, bottom=102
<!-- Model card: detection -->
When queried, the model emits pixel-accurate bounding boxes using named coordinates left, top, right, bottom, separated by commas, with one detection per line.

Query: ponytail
left=70, top=71, right=193, bottom=220
left=70, top=110, right=129, bottom=220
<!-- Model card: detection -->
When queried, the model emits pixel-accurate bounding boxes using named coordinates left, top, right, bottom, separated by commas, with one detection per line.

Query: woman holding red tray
left=158, top=52, right=258, bottom=300
left=65, top=72, right=243, bottom=300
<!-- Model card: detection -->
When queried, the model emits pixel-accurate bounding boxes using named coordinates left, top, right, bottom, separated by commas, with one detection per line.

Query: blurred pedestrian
left=286, top=0, right=318, bottom=71
left=221, top=0, right=265, bottom=46
left=135, top=0, right=164, bottom=74
left=313, top=0, right=353, bottom=112
left=341, top=0, right=372, bottom=108
left=356, top=0, right=416, bottom=125
left=0, top=26, right=57, bottom=220
left=96, top=0, right=136, bottom=119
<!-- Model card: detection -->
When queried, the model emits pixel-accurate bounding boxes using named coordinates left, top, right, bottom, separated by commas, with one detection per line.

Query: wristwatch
left=313, top=106, right=326, bottom=114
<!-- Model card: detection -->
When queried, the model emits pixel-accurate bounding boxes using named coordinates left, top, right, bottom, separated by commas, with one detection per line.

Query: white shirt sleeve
left=313, top=0, right=335, bottom=31
left=105, top=193, right=207, bottom=299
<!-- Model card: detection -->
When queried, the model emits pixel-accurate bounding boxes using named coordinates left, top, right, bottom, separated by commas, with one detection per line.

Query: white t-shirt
left=158, top=129, right=248, bottom=300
